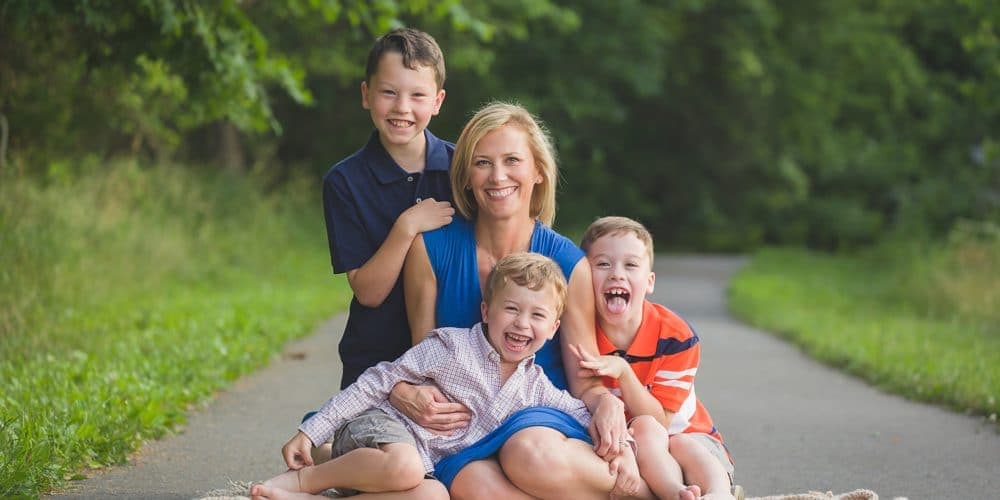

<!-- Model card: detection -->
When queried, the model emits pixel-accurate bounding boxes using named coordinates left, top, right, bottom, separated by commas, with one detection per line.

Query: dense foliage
left=2, top=0, right=997, bottom=249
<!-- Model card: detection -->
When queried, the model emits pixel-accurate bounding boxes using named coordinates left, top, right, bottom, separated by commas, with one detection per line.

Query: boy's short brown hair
left=580, top=216, right=655, bottom=264
left=365, top=27, right=446, bottom=89
left=483, top=253, right=568, bottom=317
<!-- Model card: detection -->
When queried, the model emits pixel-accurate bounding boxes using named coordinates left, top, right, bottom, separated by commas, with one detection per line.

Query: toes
left=250, top=483, right=273, bottom=499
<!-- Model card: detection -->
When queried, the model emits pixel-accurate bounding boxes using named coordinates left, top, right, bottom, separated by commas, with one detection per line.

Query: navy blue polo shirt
left=322, top=129, right=454, bottom=389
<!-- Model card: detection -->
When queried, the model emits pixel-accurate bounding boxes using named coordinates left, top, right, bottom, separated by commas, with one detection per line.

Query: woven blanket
left=195, top=480, right=884, bottom=500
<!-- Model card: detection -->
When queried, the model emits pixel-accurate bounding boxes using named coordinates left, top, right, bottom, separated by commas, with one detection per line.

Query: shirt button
left=416, top=197, right=422, bottom=203
left=407, top=176, right=414, bottom=182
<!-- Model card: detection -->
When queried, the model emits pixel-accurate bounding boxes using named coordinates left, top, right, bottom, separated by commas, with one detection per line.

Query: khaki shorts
left=329, top=408, right=421, bottom=496
left=686, top=432, right=736, bottom=485
left=330, top=408, right=416, bottom=458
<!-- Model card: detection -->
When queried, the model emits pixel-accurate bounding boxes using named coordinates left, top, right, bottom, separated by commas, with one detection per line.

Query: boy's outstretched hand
left=399, top=198, right=454, bottom=235
left=570, top=343, right=630, bottom=380
left=281, top=431, right=315, bottom=470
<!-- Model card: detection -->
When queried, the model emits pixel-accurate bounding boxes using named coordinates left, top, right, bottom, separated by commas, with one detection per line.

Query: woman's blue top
left=422, top=216, right=584, bottom=390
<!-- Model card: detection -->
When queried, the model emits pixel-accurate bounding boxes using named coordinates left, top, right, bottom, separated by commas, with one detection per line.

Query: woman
left=394, top=102, right=641, bottom=498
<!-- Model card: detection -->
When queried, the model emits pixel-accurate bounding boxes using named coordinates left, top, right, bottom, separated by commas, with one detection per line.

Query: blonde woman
left=394, top=102, right=647, bottom=499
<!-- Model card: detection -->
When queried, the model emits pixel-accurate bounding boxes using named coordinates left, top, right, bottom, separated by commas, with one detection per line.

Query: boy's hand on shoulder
left=400, top=198, right=454, bottom=236
left=281, top=431, right=315, bottom=470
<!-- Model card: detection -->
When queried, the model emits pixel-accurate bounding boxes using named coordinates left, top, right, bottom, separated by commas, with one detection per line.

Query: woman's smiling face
left=467, top=125, right=541, bottom=221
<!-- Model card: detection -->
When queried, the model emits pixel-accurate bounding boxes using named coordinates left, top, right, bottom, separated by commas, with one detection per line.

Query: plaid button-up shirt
left=300, top=323, right=591, bottom=472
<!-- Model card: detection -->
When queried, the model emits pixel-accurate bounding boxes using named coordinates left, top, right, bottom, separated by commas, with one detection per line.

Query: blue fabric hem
left=433, top=407, right=591, bottom=489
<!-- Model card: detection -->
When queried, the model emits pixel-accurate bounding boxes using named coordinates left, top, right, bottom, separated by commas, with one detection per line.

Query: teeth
left=507, top=333, right=530, bottom=342
left=487, top=186, right=516, bottom=198
left=388, top=119, right=412, bottom=127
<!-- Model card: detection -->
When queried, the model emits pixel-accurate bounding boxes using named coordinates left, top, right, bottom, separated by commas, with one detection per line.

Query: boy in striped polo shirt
left=576, top=216, right=743, bottom=500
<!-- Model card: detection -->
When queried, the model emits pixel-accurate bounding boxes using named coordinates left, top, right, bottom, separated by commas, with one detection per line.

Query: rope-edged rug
left=194, top=480, right=886, bottom=500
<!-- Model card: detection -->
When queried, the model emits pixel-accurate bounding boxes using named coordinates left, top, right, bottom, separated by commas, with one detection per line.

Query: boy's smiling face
left=361, top=52, right=445, bottom=154
left=587, top=232, right=655, bottom=330
left=480, top=281, right=561, bottom=367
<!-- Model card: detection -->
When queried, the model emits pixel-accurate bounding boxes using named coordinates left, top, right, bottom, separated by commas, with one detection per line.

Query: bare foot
left=259, top=469, right=302, bottom=493
left=699, top=491, right=737, bottom=500
left=679, top=484, right=702, bottom=500
left=250, top=483, right=324, bottom=500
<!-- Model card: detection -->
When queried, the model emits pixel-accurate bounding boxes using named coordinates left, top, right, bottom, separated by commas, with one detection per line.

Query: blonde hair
left=483, top=253, right=568, bottom=317
left=580, top=216, right=655, bottom=264
left=450, top=102, right=558, bottom=226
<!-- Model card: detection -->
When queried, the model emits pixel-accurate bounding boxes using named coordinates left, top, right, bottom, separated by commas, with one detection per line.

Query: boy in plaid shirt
left=252, top=253, right=605, bottom=499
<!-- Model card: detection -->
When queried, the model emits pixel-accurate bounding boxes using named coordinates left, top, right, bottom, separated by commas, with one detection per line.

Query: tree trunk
left=216, top=121, right=245, bottom=172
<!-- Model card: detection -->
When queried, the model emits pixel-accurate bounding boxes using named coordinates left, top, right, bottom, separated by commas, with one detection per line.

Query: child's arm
left=280, top=431, right=316, bottom=470
left=301, top=331, right=454, bottom=448
left=572, top=345, right=670, bottom=428
left=348, top=198, right=453, bottom=307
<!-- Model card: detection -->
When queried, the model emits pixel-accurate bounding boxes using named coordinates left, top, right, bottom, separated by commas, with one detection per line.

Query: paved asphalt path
left=48, top=256, right=999, bottom=499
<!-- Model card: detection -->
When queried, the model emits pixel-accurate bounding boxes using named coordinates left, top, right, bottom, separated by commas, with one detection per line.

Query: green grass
left=729, top=232, right=999, bottom=425
left=0, top=162, right=352, bottom=497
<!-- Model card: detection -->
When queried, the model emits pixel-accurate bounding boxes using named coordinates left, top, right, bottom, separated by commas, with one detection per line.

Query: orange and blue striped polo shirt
left=596, top=300, right=724, bottom=443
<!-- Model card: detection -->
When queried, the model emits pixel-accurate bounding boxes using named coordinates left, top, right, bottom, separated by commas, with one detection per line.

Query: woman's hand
left=568, top=344, right=628, bottom=459
left=389, top=381, right=472, bottom=435
left=280, top=431, right=315, bottom=470
left=588, top=391, right=628, bottom=459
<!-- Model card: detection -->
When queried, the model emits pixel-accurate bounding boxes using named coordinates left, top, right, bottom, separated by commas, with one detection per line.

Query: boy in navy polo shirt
left=315, top=28, right=457, bottom=467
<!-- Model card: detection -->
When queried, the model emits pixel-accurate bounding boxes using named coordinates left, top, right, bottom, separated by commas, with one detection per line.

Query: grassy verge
left=0, top=162, right=351, bottom=497
left=728, top=228, right=999, bottom=425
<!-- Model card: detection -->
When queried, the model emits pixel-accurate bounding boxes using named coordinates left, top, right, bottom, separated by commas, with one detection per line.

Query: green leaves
left=2, top=0, right=996, bottom=247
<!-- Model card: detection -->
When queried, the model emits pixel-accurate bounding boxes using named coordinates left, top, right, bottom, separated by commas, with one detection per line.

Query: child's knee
left=669, top=432, right=698, bottom=454
left=630, top=414, right=669, bottom=442
left=381, top=444, right=426, bottom=490
left=669, top=432, right=696, bottom=445
left=500, top=429, right=573, bottom=483
left=411, top=479, right=449, bottom=500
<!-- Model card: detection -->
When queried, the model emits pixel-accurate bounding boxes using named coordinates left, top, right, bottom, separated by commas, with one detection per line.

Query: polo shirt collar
left=364, top=129, right=449, bottom=185
left=424, top=129, right=450, bottom=173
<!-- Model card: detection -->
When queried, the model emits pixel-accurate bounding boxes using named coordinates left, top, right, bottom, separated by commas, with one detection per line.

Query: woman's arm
left=390, top=234, right=471, bottom=433
left=403, top=235, right=437, bottom=344
left=559, top=258, right=627, bottom=459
